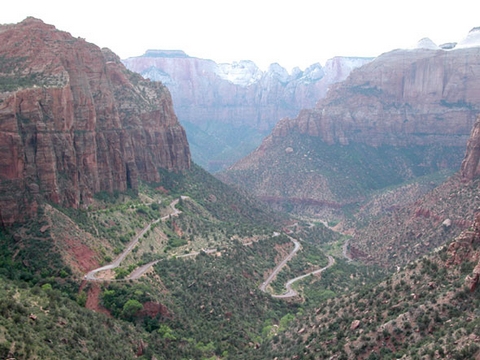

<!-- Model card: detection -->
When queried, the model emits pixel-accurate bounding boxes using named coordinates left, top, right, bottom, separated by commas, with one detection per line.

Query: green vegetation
left=222, top=132, right=464, bottom=214
left=249, top=240, right=480, bottom=359
left=1, top=160, right=477, bottom=359
left=0, top=275, right=142, bottom=359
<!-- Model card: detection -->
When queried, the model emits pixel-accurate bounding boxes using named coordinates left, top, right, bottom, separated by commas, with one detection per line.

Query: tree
left=122, top=299, right=143, bottom=319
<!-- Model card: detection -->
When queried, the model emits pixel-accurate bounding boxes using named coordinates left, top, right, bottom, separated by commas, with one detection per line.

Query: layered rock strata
left=123, top=51, right=371, bottom=170
left=0, top=18, right=190, bottom=226
left=223, top=33, right=480, bottom=211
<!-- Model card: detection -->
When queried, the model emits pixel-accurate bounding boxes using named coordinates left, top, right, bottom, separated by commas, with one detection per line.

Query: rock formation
left=346, top=113, right=480, bottom=268
left=123, top=51, right=371, bottom=171
left=0, top=18, right=190, bottom=226
left=461, top=116, right=480, bottom=181
left=271, top=46, right=480, bottom=147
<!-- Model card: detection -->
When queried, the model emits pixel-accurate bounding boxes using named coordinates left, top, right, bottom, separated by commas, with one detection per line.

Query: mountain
left=0, top=18, right=298, bottom=359
left=4, top=17, right=480, bottom=360
left=220, top=28, right=480, bottom=218
left=347, top=115, right=480, bottom=268
left=122, top=50, right=371, bottom=171
left=0, top=18, right=191, bottom=226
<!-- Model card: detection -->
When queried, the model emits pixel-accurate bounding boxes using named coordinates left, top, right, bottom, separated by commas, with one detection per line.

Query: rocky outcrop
left=0, top=18, right=190, bottom=226
left=271, top=45, right=480, bottom=147
left=123, top=51, right=371, bottom=171
left=461, top=115, right=480, bottom=181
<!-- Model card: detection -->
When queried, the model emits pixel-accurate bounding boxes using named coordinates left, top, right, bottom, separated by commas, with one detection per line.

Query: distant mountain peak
left=215, top=60, right=263, bottom=86
left=457, top=26, right=480, bottom=49
left=415, top=37, right=440, bottom=50
left=142, top=49, right=189, bottom=58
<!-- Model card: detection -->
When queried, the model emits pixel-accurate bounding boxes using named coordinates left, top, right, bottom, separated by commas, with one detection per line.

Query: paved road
left=85, top=198, right=182, bottom=281
left=85, top=196, right=336, bottom=298
left=126, top=248, right=217, bottom=280
left=342, top=238, right=353, bottom=262
left=259, top=236, right=301, bottom=293
left=271, top=255, right=335, bottom=298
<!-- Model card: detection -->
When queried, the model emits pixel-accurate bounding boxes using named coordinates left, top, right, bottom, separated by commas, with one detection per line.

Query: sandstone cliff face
left=461, top=115, right=480, bottom=181
left=272, top=46, right=480, bottom=147
left=122, top=51, right=371, bottom=171
left=0, top=18, right=190, bottom=226
left=123, top=51, right=371, bottom=130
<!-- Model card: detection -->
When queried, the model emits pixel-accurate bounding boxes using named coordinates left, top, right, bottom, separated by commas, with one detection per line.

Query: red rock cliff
left=0, top=18, right=190, bottom=226
left=461, top=115, right=480, bottom=181
left=272, top=46, right=480, bottom=147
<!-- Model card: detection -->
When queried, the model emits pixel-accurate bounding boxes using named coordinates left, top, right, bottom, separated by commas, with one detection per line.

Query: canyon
left=220, top=28, right=480, bottom=217
left=123, top=50, right=371, bottom=171
left=2, top=17, right=480, bottom=360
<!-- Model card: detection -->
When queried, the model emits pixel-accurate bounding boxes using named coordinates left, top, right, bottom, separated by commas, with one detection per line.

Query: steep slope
left=250, top=214, right=480, bottom=359
left=0, top=18, right=191, bottom=226
left=349, top=116, right=480, bottom=268
left=123, top=50, right=371, bottom=171
left=221, top=28, right=480, bottom=217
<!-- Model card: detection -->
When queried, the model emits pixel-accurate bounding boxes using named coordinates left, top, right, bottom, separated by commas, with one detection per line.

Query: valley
left=1, top=17, right=480, bottom=360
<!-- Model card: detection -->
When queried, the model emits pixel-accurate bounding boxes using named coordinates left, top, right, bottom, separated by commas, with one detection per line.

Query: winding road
left=271, top=255, right=335, bottom=298
left=85, top=198, right=183, bottom=281
left=259, top=236, right=301, bottom=293
left=342, top=238, right=353, bottom=262
left=258, top=235, right=336, bottom=298
left=85, top=195, right=337, bottom=300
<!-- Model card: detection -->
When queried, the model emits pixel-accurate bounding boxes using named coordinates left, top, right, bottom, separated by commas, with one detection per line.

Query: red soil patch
left=64, top=238, right=100, bottom=273
left=137, top=301, right=172, bottom=318
left=83, top=282, right=111, bottom=316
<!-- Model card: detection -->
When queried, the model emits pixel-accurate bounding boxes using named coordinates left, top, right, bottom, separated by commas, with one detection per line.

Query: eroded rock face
left=123, top=51, right=371, bottom=170
left=123, top=52, right=371, bottom=131
left=461, top=115, right=480, bottom=181
left=272, top=47, right=480, bottom=147
left=221, top=36, right=480, bottom=217
left=0, top=18, right=190, bottom=226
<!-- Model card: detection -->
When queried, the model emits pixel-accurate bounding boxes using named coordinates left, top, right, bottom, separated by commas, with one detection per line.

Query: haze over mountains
left=220, top=27, right=480, bottom=221
left=123, top=50, right=371, bottom=171
left=2, top=17, right=480, bottom=360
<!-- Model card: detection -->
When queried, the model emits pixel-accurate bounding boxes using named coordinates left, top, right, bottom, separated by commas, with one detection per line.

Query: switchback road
left=259, top=235, right=335, bottom=298
left=259, top=236, right=301, bottom=293
left=85, top=198, right=183, bottom=281
left=271, top=255, right=335, bottom=298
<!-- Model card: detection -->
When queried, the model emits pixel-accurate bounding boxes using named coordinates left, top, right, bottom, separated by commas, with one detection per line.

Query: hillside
left=341, top=116, right=480, bottom=269
left=0, top=160, right=348, bottom=359
left=3, top=17, right=480, bottom=360
left=248, top=213, right=480, bottom=359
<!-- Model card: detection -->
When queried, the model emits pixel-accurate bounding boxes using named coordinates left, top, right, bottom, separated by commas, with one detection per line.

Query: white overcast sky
left=1, top=0, right=479, bottom=71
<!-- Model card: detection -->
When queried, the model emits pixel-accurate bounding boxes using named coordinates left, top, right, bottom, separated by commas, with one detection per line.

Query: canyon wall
left=0, top=18, right=190, bottom=226
left=123, top=51, right=371, bottom=171
left=221, top=30, right=480, bottom=215
left=271, top=45, right=480, bottom=147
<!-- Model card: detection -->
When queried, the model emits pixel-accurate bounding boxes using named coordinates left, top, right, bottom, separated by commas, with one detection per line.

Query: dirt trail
left=83, top=282, right=111, bottom=315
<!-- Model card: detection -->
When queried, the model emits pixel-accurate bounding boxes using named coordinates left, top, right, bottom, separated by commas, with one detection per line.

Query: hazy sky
left=1, top=0, right=479, bottom=71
